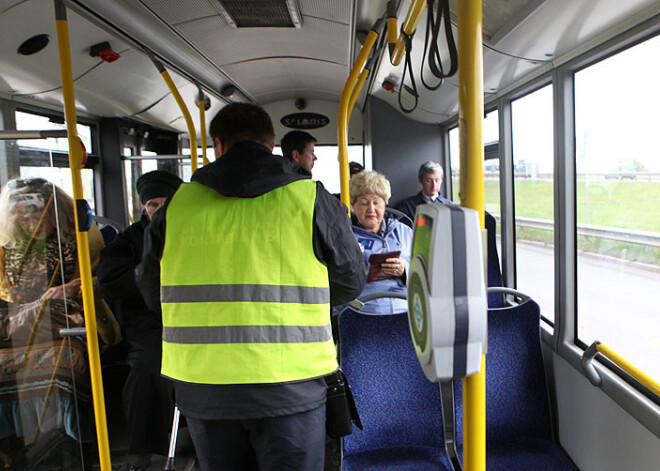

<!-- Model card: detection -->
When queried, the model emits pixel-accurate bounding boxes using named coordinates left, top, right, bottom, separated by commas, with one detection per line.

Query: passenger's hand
left=42, top=279, right=82, bottom=299
left=381, top=257, right=405, bottom=277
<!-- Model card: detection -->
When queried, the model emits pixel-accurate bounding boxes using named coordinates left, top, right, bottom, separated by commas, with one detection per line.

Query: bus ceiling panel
left=222, top=59, right=349, bottom=103
left=142, top=0, right=353, bottom=27
left=174, top=15, right=349, bottom=69
left=67, top=0, right=240, bottom=102
left=488, top=0, right=660, bottom=61
left=0, top=0, right=133, bottom=97
left=369, top=85, right=457, bottom=125
left=139, top=0, right=353, bottom=104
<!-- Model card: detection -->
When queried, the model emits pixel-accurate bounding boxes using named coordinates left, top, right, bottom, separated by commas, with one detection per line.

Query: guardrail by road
left=493, top=215, right=660, bottom=249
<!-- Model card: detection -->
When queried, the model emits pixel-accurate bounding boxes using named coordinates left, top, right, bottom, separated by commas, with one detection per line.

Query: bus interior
left=1, top=0, right=660, bottom=469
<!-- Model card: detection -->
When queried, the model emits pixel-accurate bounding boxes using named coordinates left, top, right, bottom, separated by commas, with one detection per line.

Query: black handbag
left=325, top=369, right=362, bottom=438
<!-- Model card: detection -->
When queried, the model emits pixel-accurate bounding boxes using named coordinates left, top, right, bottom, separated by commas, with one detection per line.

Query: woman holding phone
left=349, top=171, right=412, bottom=314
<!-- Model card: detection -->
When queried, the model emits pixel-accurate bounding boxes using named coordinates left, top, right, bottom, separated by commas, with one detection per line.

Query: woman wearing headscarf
left=349, top=171, right=412, bottom=314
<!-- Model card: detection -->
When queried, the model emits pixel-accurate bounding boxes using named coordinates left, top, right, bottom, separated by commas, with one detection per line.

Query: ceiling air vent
left=215, top=0, right=303, bottom=28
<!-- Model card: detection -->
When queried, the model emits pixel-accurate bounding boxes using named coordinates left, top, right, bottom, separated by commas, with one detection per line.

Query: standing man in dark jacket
left=136, top=103, right=368, bottom=471
left=98, top=170, right=182, bottom=471
left=394, top=161, right=453, bottom=225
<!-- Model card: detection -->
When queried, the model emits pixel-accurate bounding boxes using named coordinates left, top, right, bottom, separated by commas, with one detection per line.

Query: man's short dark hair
left=209, top=103, right=275, bottom=151
left=280, top=130, right=317, bottom=161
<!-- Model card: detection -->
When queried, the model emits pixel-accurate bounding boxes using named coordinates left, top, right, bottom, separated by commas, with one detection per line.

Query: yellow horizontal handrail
left=596, top=343, right=660, bottom=397
left=390, top=0, right=427, bottom=66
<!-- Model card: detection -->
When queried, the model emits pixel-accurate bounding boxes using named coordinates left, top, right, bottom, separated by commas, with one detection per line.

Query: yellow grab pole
left=390, top=0, right=427, bottom=66
left=54, top=2, right=111, bottom=470
left=458, top=0, right=486, bottom=469
left=386, top=0, right=399, bottom=59
left=338, top=25, right=379, bottom=211
left=347, top=65, right=370, bottom=124
left=150, top=55, right=199, bottom=174
left=596, top=343, right=660, bottom=396
left=197, top=88, right=210, bottom=166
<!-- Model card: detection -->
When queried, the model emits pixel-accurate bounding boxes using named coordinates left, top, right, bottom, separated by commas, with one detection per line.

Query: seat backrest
left=485, top=211, right=505, bottom=308
left=385, top=207, right=414, bottom=227
left=454, top=299, right=553, bottom=445
left=339, top=309, right=445, bottom=456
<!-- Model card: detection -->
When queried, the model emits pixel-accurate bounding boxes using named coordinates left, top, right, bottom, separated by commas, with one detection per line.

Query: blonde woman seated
left=349, top=171, right=412, bottom=314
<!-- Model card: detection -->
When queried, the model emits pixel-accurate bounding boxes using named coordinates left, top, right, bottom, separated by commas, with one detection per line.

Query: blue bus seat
left=338, top=309, right=454, bottom=471
left=93, top=215, right=124, bottom=246
left=453, top=299, right=577, bottom=470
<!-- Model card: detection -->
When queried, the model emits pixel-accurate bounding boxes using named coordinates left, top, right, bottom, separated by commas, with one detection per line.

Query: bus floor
left=99, top=364, right=199, bottom=471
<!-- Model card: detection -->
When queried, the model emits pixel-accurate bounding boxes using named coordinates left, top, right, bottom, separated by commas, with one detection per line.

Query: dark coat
left=394, top=190, right=454, bottom=226
left=98, top=214, right=161, bottom=349
left=136, top=140, right=369, bottom=421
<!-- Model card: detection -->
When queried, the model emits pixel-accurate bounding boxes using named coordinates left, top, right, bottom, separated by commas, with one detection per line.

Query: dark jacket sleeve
left=97, top=222, right=144, bottom=300
left=136, top=203, right=168, bottom=313
left=313, top=183, right=369, bottom=306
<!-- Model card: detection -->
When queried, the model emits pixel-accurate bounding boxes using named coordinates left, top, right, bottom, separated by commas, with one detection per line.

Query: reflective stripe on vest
left=160, top=179, right=336, bottom=384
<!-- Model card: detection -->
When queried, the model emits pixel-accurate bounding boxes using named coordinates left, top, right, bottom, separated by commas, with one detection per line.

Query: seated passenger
left=350, top=171, right=412, bottom=314
left=394, top=161, right=453, bottom=224
left=98, top=170, right=182, bottom=471
left=0, top=178, right=119, bottom=468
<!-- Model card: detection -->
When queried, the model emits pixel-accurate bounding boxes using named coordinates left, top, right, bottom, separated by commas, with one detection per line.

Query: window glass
left=448, top=111, right=498, bottom=208
left=575, top=34, right=660, bottom=381
left=483, top=111, right=502, bottom=264
left=448, top=127, right=459, bottom=202
left=123, top=157, right=160, bottom=223
left=15, top=110, right=92, bottom=153
left=19, top=166, right=95, bottom=213
left=512, top=84, right=554, bottom=320
left=273, top=145, right=364, bottom=195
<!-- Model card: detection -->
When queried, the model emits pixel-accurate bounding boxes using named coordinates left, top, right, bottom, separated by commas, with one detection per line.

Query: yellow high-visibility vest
left=160, top=179, right=336, bottom=384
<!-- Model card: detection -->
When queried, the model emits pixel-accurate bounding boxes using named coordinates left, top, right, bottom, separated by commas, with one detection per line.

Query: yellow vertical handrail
left=54, top=2, right=111, bottom=470
left=197, top=87, right=210, bottom=166
left=458, top=0, right=486, bottom=469
left=338, top=24, right=380, bottom=211
left=389, top=0, right=427, bottom=66
left=149, top=54, right=199, bottom=174
left=596, top=343, right=660, bottom=396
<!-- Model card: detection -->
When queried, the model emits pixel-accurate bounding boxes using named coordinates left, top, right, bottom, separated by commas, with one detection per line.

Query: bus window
left=273, top=144, right=365, bottom=195
left=15, top=110, right=95, bottom=212
left=483, top=110, right=501, bottom=262
left=512, top=84, right=554, bottom=321
left=15, top=110, right=92, bottom=154
left=448, top=126, right=459, bottom=202
left=575, top=34, right=660, bottom=381
left=447, top=111, right=501, bottom=261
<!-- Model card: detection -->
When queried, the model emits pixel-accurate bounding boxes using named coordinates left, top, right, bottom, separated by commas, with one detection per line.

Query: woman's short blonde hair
left=349, top=170, right=391, bottom=205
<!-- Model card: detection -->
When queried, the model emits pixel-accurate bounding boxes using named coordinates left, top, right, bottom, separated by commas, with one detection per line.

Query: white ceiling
left=0, top=0, right=658, bottom=134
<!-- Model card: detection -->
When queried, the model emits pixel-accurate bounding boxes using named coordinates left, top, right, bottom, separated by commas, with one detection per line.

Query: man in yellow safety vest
left=137, top=103, right=368, bottom=470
